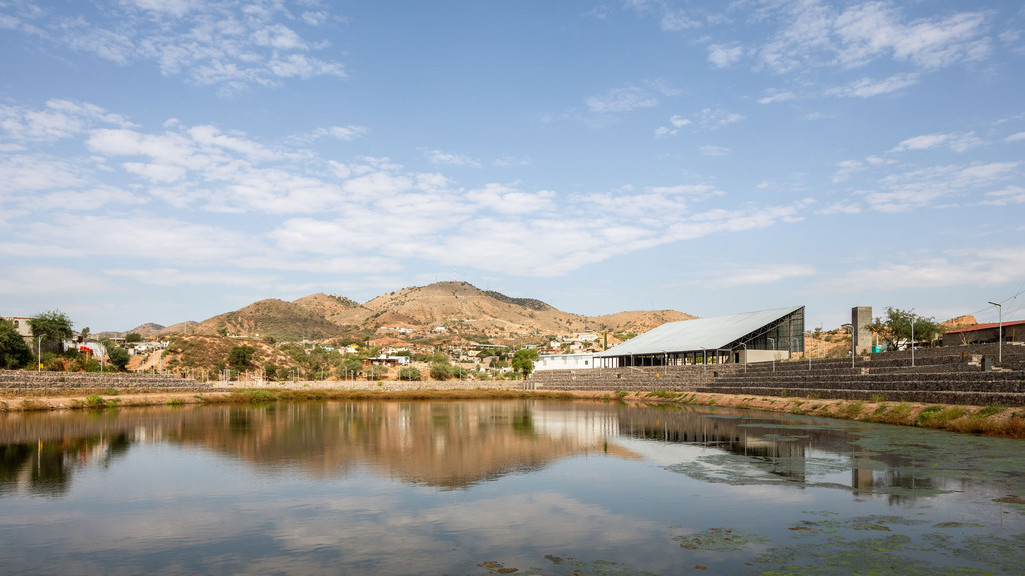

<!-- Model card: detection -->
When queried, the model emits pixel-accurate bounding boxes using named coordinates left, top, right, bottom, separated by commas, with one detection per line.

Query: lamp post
left=767, top=337, right=775, bottom=372
left=841, top=324, right=853, bottom=368
left=988, top=301, right=1003, bottom=364
left=37, top=335, right=43, bottom=372
left=910, top=313, right=916, bottom=368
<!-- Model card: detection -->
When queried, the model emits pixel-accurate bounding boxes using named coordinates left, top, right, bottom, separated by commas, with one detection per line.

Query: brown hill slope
left=158, top=282, right=696, bottom=344
left=591, top=310, right=696, bottom=334
left=196, top=298, right=341, bottom=341
left=363, top=281, right=585, bottom=336
left=292, top=293, right=374, bottom=328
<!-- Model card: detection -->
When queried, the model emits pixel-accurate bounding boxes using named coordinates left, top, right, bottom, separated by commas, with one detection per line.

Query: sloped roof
left=945, top=319, right=1025, bottom=334
left=596, top=306, right=802, bottom=357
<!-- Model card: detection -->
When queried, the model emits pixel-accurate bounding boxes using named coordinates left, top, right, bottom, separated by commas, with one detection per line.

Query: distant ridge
left=483, top=290, right=551, bottom=311
left=143, top=281, right=696, bottom=344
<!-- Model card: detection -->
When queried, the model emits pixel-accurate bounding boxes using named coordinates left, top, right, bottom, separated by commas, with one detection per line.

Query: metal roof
left=596, top=306, right=803, bottom=358
left=945, top=319, right=1025, bottom=334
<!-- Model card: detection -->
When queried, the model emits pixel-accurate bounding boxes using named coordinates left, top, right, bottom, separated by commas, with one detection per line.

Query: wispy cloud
left=826, top=73, right=919, bottom=98
left=891, top=132, right=984, bottom=153
left=654, top=114, right=691, bottom=137
left=586, top=86, right=660, bottom=114
left=699, top=145, right=731, bottom=156
left=0, top=0, right=346, bottom=93
left=699, top=108, right=744, bottom=128
left=759, top=1, right=991, bottom=74
left=707, top=43, right=743, bottom=68
left=424, top=149, right=481, bottom=168
left=860, top=161, right=1021, bottom=212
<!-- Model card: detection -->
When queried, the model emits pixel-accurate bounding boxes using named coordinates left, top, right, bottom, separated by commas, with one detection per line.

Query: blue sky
left=1, top=0, right=1023, bottom=333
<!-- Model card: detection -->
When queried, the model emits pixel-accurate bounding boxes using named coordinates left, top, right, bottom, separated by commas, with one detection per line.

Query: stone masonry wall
left=528, top=345, right=1025, bottom=406
left=0, top=369, right=210, bottom=393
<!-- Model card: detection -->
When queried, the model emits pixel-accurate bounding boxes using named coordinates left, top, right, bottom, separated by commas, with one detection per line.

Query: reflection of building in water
left=0, top=402, right=974, bottom=498
left=617, top=408, right=811, bottom=482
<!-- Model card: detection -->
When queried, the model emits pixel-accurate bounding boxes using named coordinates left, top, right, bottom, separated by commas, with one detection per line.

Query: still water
left=1, top=400, right=1023, bottom=575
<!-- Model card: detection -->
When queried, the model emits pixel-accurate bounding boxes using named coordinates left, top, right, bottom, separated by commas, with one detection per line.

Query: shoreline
left=2, top=383, right=1024, bottom=439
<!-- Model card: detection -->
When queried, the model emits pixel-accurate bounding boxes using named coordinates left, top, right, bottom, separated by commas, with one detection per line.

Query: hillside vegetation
left=147, top=281, right=694, bottom=347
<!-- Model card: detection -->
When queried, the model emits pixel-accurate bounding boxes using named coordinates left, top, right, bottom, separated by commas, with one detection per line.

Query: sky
left=1, top=0, right=1024, bottom=333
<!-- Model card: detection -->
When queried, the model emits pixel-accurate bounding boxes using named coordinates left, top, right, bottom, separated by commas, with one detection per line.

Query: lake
left=1, top=399, right=1023, bottom=575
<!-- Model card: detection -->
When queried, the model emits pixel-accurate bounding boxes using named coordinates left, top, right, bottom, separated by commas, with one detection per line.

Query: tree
left=335, top=356, right=362, bottom=379
left=864, top=307, right=944, bottom=351
left=125, top=332, right=143, bottom=344
left=228, top=345, right=256, bottom=370
left=511, top=348, right=539, bottom=378
left=0, top=318, right=32, bottom=369
left=29, top=310, right=74, bottom=349
left=108, top=347, right=131, bottom=371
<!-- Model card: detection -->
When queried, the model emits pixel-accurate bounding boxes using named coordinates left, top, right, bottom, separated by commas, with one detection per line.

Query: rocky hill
left=194, top=298, right=344, bottom=341
left=153, top=281, right=695, bottom=345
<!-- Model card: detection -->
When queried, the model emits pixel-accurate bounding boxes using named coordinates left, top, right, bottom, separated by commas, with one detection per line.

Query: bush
left=108, top=347, right=131, bottom=371
left=429, top=362, right=455, bottom=380
left=398, top=367, right=422, bottom=381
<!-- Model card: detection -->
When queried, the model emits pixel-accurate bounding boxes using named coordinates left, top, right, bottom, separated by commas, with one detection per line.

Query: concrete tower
left=852, top=306, right=873, bottom=355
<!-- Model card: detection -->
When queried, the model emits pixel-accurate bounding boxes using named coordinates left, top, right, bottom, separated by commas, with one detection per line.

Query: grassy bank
left=2, top=386, right=1024, bottom=439
left=614, top=390, right=1025, bottom=439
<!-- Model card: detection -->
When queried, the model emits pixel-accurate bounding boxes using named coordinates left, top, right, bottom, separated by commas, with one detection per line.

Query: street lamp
left=988, top=301, right=1003, bottom=364
left=910, top=313, right=916, bottom=368
left=36, top=335, right=43, bottom=372
left=767, top=337, right=775, bottom=372
left=841, top=324, right=854, bottom=368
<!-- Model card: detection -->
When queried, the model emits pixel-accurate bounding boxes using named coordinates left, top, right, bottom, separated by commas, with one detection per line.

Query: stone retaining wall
left=528, top=345, right=1025, bottom=405
left=0, top=369, right=208, bottom=392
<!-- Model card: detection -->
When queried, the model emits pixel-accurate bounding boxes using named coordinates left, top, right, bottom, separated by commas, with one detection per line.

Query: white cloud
left=0, top=266, right=113, bottom=296
left=313, top=125, right=368, bottom=141
left=586, top=86, right=660, bottom=114
left=1, top=1, right=346, bottom=93
left=827, top=73, right=919, bottom=98
left=982, top=186, right=1025, bottom=206
left=424, top=149, right=481, bottom=168
left=699, top=108, right=744, bottom=127
left=832, top=247, right=1025, bottom=292
left=758, top=90, right=796, bottom=105
left=1006, top=132, right=1025, bottom=143
left=760, top=2, right=991, bottom=74
left=832, top=159, right=863, bottom=183
left=708, top=43, right=743, bottom=68
left=860, top=161, right=1021, bottom=212
left=465, top=183, right=556, bottom=215
left=654, top=114, right=691, bottom=137
left=705, top=264, right=816, bottom=287
left=699, top=145, right=731, bottom=156
left=891, top=132, right=983, bottom=153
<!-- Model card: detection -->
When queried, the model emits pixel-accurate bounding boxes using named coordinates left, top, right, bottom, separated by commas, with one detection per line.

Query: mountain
left=124, top=322, right=165, bottom=337
left=195, top=298, right=343, bottom=341
left=292, top=293, right=373, bottom=328
left=149, top=281, right=696, bottom=344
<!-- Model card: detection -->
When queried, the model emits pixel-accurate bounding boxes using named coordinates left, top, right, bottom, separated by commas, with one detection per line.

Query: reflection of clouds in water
left=268, top=491, right=664, bottom=574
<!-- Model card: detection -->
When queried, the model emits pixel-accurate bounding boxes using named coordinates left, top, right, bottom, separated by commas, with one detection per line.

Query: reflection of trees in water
left=0, top=433, right=130, bottom=497
left=0, top=401, right=615, bottom=493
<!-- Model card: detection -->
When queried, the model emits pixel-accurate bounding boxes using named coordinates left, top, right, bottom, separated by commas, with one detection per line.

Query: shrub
left=398, top=367, right=422, bottom=381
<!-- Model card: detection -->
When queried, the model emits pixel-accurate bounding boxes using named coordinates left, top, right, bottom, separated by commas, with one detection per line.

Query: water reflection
left=1, top=400, right=1024, bottom=576
left=0, top=401, right=1019, bottom=499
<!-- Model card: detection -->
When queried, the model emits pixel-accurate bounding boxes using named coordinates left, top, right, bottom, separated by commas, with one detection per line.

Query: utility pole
left=988, top=301, right=1002, bottom=364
